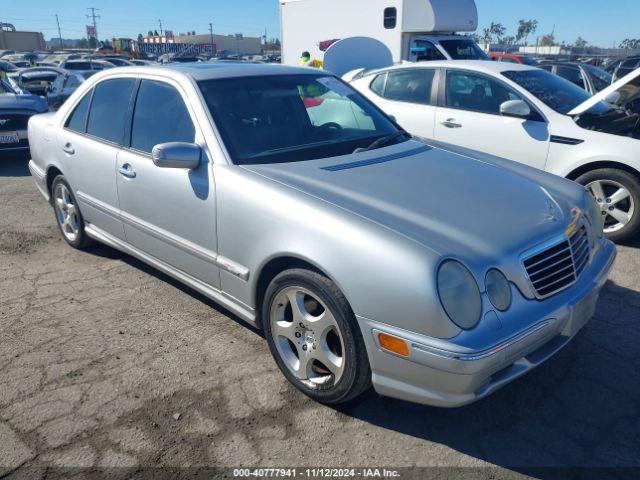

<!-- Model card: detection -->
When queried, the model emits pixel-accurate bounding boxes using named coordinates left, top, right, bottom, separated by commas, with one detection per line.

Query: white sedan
left=348, top=60, right=640, bottom=242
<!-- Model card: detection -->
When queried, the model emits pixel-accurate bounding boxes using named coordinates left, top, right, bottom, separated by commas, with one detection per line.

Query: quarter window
left=383, top=7, right=397, bottom=29
left=370, top=73, right=387, bottom=96
left=86, top=78, right=135, bottom=144
left=130, top=80, right=196, bottom=154
left=65, top=90, right=93, bottom=133
left=446, top=70, right=521, bottom=115
left=384, top=69, right=435, bottom=105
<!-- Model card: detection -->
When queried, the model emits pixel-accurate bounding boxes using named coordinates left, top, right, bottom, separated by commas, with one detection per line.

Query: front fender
left=547, top=131, right=640, bottom=179
left=214, top=165, right=461, bottom=340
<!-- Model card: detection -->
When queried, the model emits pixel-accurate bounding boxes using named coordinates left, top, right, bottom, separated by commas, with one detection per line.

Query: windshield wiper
left=353, top=130, right=410, bottom=154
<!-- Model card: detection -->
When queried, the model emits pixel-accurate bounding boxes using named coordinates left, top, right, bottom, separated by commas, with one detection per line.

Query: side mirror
left=152, top=142, right=201, bottom=169
left=500, top=99, right=532, bottom=119
left=604, top=91, right=621, bottom=105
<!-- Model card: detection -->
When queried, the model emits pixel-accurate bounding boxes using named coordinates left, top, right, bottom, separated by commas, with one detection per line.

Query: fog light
left=378, top=333, right=409, bottom=357
left=485, top=269, right=512, bottom=311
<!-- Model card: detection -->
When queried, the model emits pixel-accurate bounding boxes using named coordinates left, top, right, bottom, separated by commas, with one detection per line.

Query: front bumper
left=358, top=240, right=616, bottom=407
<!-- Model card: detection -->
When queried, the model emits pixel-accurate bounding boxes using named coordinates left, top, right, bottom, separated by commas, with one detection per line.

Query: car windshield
left=65, top=62, right=92, bottom=70
left=0, top=80, right=16, bottom=94
left=439, top=40, right=488, bottom=60
left=198, top=74, right=403, bottom=165
left=21, top=72, right=58, bottom=82
left=1, top=60, right=18, bottom=72
left=502, top=69, right=594, bottom=114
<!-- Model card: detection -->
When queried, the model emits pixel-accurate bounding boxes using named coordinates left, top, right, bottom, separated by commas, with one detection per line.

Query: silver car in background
left=28, top=63, right=616, bottom=407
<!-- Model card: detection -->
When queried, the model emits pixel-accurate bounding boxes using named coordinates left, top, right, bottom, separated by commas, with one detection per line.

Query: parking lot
left=1, top=153, right=639, bottom=478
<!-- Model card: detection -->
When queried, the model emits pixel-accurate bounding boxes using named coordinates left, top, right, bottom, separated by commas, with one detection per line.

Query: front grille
left=523, top=225, right=590, bottom=298
left=0, top=113, right=31, bottom=131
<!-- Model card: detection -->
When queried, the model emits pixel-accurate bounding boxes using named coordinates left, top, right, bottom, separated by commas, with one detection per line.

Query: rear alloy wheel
left=51, top=175, right=92, bottom=249
left=263, top=269, right=371, bottom=405
left=577, top=168, right=640, bottom=243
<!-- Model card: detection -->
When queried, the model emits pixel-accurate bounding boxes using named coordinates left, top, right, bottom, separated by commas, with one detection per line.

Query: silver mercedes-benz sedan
left=27, top=63, right=616, bottom=407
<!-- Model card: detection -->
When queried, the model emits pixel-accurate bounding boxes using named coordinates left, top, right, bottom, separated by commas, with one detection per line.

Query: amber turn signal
left=378, top=333, right=409, bottom=357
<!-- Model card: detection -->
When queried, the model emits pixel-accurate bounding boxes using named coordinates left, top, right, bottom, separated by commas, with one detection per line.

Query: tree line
left=472, top=19, right=640, bottom=50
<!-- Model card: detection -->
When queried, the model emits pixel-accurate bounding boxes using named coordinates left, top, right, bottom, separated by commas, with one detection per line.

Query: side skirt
left=84, top=223, right=258, bottom=327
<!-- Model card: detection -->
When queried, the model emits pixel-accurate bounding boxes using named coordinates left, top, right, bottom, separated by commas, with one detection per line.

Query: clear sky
left=1, top=0, right=639, bottom=47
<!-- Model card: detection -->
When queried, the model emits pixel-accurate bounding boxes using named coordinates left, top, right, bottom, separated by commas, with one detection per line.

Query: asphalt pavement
left=1, top=154, right=639, bottom=479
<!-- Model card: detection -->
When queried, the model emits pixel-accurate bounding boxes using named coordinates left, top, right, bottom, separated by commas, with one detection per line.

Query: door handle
left=118, top=164, right=136, bottom=179
left=62, top=143, right=75, bottom=155
left=441, top=119, right=462, bottom=129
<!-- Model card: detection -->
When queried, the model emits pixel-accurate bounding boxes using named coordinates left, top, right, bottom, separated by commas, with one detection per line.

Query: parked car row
left=27, top=62, right=616, bottom=408
left=0, top=78, right=49, bottom=155
left=489, top=52, right=633, bottom=93
left=1, top=51, right=282, bottom=157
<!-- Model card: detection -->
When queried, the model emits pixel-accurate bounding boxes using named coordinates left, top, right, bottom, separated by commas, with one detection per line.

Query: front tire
left=262, top=269, right=371, bottom=405
left=51, top=175, right=92, bottom=249
left=577, top=168, right=640, bottom=243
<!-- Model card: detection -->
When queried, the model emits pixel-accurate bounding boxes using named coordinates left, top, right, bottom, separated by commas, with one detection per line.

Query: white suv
left=348, top=60, right=640, bottom=242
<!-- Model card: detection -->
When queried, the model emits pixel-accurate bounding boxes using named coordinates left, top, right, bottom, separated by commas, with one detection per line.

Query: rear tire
left=51, top=175, right=92, bottom=250
left=262, top=268, right=371, bottom=405
left=577, top=168, right=640, bottom=243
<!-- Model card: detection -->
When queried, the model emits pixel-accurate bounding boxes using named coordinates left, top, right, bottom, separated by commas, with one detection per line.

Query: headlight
left=585, top=192, right=605, bottom=239
left=485, top=269, right=512, bottom=311
left=437, top=260, right=482, bottom=330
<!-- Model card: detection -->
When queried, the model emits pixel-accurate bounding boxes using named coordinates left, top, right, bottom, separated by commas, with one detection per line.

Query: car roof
left=99, top=62, right=325, bottom=81
left=362, top=60, right=538, bottom=77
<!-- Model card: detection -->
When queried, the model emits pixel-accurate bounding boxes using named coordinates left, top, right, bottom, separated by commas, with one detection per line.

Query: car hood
left=0, top=93, right=48, bottom=112
left=569, top=66, right=640, bottom=115
left=243, top=141, right=582, bottom=263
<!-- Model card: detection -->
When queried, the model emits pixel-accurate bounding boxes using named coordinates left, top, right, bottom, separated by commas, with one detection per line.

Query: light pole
left=55, top=14, right=63, bottom=50
left=209, top=22, right=214, bottom=56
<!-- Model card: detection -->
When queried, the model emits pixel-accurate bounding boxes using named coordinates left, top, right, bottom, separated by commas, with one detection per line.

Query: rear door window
left=130, top=80, right=196, bottom=153
left=383, top=69, right=435, bottom=105
left=86, top=78, right=135, bottom=144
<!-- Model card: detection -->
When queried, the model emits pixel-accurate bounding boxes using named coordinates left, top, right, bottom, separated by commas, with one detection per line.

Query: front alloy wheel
left=270, top=286, right=346, bottom=388
left=263, top=269, right=371, bottom=405
left=587, top=179, right=635, bottom=234
left=577, top=168, right=640, bottom=243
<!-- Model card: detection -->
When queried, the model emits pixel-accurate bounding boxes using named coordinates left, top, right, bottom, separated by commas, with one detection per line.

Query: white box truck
left=280, top=0, right=486, bottom=67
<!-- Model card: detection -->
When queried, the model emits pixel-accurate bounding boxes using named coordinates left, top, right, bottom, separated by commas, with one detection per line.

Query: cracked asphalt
left=1, top=154, right=639, bottom=479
